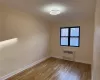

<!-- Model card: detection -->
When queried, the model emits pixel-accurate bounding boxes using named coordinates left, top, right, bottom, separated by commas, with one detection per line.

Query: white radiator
left=63, top=51, right=75, bottom=61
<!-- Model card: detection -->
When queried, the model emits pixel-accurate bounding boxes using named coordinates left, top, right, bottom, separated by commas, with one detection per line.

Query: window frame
left=60, top=26, right=80, bottom=47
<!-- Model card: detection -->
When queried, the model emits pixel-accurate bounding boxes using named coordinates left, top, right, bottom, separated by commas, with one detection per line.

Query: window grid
left=60, top=27, right=80, bottom=47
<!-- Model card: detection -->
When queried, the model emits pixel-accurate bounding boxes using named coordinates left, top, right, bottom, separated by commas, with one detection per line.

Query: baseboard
left=51, top=56, right=91, bottom=64
left=0, top=56, right=50, bottom=80
left=75, top=59, right=91, bottom=65
left=51, top=56, right=63, bottom=59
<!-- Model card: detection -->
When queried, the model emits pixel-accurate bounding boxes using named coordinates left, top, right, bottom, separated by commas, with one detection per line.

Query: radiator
left=63, top=51, right=75, bottom=61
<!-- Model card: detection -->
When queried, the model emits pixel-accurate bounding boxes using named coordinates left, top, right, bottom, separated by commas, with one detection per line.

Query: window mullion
left=68, top=28, right=70, bottom=46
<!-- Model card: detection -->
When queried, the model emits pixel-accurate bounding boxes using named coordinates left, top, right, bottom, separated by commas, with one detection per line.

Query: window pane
left=70, top=28, right=79, bottom=36
left=61, top=28, right=68, bottom=36
left=70, top=38, right=79, bottom=46
left=61, top=37, right=68, bottom=46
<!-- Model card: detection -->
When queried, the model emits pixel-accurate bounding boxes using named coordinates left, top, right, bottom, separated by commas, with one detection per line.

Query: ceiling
left=0, top=0, right=96, bottom=23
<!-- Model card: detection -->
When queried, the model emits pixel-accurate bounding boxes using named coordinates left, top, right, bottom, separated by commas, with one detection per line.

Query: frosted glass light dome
left=42, top=4, right=67, bottom=15
left=50, top=9, right=61, bottom=15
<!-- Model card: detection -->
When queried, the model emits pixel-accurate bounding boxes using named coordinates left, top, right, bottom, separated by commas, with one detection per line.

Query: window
left=60, top=27, right=80, bottom=47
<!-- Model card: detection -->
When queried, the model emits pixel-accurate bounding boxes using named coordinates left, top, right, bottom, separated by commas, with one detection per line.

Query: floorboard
left=7, top=57, right=91, bottom=80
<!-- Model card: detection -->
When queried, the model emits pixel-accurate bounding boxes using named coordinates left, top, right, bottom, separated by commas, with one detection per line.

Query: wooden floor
left=7, top=57, right=91, bottom=80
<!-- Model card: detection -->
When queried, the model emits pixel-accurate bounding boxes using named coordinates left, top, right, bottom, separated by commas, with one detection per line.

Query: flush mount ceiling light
left=42, top=4, right=66, bottom=15
left=50, top=9, right=61, bottom=15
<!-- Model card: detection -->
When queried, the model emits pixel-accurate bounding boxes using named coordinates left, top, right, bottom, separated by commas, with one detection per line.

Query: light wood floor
left=7, top=57, right=91, bottom=80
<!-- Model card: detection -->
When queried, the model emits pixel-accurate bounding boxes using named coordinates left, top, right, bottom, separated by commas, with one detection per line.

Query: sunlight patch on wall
left=0, top=38, right=18, bottom=49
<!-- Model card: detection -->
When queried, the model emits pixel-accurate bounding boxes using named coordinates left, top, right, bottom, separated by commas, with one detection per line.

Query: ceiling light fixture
left=50, top=9, right=61, bottom=15
left=42, top=4, right=66, bottom=16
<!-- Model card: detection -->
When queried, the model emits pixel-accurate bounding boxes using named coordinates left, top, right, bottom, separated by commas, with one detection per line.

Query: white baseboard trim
left=75, top=59, right=91, bottom=64
left=51, top=56, right=91, bottom=64
left=0, top=56, right=50, bottom=80
left=51, top=56, right=62, bottom=59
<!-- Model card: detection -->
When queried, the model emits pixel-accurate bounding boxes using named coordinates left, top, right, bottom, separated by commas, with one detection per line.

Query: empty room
left=0, top=0, right=100, bottom=80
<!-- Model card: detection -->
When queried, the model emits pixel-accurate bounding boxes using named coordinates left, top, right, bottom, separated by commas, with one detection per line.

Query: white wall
left=0, top=5, right=50, bottom=77
left=92, top=0, right=100, bottom=80
left=50, top=20, right=94, bottom=64
left=0, top=7, right=2, bottom=41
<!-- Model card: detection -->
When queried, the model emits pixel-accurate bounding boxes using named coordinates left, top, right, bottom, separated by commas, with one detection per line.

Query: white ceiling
left=0, top=0, right=96, bottom=23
